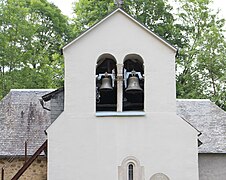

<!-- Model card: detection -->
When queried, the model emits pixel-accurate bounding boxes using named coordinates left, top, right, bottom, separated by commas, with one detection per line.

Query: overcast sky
left=48, top=0, right=74, bottom=17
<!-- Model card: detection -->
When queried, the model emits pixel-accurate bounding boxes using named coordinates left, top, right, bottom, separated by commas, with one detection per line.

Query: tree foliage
left=175, top=0, right=226, bottom=109
left=72, top=0, right=226, bottom=109
left=73, top=0, right=178, bottom=43
left=72, top=0, right=115, bottom=36
left=0, top=0, right=72, bottom=98
left=0, top=0, right=225, bottom=109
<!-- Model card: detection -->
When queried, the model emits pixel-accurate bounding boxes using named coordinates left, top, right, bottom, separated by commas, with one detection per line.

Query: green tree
left=72, top=0, right=115, bottom=36
left=0, top=0, right=72, bottom=98
left=175, top=0, right=226, bottom=109
left=72, top=0, right=179, bottom=44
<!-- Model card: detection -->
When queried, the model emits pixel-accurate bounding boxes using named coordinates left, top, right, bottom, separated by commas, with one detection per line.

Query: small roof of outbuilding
left=177, top=99, right=226, bottom=153
left=0, top=89, right=53, bottom=156
left=42, top=87, right=64, bottom=102
left=62, top=8, right=177, bottom=52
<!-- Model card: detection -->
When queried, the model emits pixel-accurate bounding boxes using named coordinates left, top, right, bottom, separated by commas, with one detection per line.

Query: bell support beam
left=117, top=64, right=123, bottom=112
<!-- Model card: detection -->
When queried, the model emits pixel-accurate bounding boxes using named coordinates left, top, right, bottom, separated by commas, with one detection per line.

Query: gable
left=63, top=8, right=177, bottom=53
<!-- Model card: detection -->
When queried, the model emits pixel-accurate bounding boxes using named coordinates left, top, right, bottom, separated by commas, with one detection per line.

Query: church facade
left=47, top=9, right=199, bottom=180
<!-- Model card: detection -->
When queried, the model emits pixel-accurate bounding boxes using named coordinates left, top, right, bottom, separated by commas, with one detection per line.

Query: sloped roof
left=63, top=8, right=177, bottom=52
left=42, top=87, right=64, bottom=102
left=42, top=90, right=226, bottom=153
left=0, top=89, right=53, bottom=156
left=0, top=89, right=225, bottom=155
left=177, top=99, right=226, bottom=153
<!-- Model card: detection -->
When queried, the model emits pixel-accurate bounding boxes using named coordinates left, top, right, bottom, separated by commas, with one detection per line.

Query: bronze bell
left=100, top=73, right=113, bottom=91
left=125, top=75, right=143, bottom=92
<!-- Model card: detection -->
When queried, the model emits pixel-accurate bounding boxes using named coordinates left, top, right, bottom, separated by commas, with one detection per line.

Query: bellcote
left=62, top=9, right=177, bottom=115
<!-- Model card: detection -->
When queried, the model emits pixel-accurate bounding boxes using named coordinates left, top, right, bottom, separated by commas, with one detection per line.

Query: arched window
left=96, top=54, right=117, bottom=111
left=128, top=164, right=134, bottom=180
left=123, top=54, right=144, bottom=111
left=118, top=156, right=144, bottom=180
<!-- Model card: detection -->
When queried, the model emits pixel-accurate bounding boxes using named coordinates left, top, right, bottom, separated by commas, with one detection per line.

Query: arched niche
left=96, top=53, right=117, bottom=111
left=121, top=156, right=141, bottom=167
left=118, top=156, right=144, bottom=180
left=123, top=54, right=144, bottom=111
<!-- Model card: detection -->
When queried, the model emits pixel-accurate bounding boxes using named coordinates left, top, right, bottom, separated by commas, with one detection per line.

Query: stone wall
left=0, top=156, right=47, bottom=180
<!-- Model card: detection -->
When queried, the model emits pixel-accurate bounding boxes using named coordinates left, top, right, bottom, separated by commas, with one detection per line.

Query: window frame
left=118, top=156, right=144, bottom=180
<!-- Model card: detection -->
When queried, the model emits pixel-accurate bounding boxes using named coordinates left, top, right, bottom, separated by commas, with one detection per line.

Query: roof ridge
left=10, top=89, right=55, bottom=92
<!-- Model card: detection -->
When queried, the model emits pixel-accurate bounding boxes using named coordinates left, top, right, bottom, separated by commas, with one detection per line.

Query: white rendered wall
left=47, top=10, right=199, bottom=180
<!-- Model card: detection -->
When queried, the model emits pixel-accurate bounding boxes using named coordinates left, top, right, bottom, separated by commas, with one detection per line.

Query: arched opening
left=96, top=54, right=117, bottom=111
left=128, top=164, right=134, bottom=180
left=123, top=54, right=144, bottom=111
left=118, top=156, right=144, bottom=180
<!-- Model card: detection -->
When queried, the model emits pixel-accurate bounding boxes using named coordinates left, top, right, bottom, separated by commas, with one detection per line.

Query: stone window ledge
left=96, top=111, right=145, bottom=117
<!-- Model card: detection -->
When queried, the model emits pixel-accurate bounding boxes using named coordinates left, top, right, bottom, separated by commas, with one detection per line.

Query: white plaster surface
left=150, top=173, right=170, bottom=180
left=47, top=9, right=199, bottom=180
left=63, top=9, right=176, bottom=114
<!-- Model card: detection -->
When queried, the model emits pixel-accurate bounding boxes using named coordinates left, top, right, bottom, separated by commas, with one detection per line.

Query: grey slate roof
left=0, top=89, right=53, bottom=156
left=0, top=89, right=225, bottom=155
left=177, top=99, right=226, bottom=153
